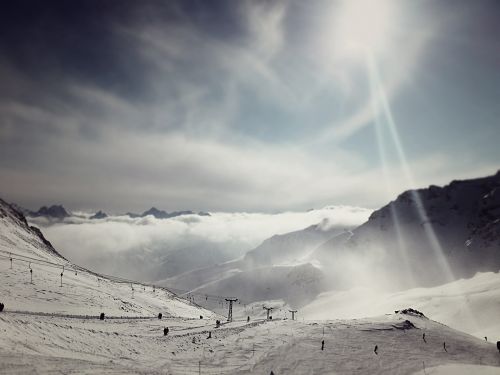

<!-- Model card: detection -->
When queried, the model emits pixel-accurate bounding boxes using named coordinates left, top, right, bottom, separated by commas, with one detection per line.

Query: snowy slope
left=159, top=221, right=349, bottom=307
left=0, top=198, right=215, bottom=319
left=244, top=221, right=349, bottom=266
left=312, top=171, right=500, bottom=290
left=1, top=198, right=500, bottom=374
left=0, top=312, right=499, bottom=374
left=302, top=271, right=500, bottom=342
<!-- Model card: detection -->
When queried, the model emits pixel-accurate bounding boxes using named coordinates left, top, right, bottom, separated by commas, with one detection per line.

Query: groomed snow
left=1, top=312, right=499, bottom=374
left=301, top=271, right=500, bottom=342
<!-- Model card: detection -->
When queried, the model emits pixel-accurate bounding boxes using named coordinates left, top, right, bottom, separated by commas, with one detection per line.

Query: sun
left=333, top=0, right=396, bottom=60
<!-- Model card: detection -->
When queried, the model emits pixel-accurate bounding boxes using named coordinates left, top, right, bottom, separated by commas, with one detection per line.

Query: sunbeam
left=365, top=52, right=480, bottom=333
left=368, top=60, right=415, bottom=287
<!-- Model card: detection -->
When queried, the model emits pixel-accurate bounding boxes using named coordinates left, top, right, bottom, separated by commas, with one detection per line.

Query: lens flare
left=334, top=0, right=396, bottom=59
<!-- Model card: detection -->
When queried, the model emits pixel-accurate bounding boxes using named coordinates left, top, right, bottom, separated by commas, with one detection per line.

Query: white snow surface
left=1, top=311, right=500, bottom=374
left=2, top=200, right=500, bottom=373
left=0, top=199, right=215, bottom=319
left=302, top=271, right=500, bottom=342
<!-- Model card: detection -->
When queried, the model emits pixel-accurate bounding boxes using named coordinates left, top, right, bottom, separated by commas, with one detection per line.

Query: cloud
left=30, top=206, right=372, bottom=281
left=0, top=0, right=498, bottom=215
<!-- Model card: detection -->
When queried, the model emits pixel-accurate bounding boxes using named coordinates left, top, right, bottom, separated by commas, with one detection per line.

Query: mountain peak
left=142, top=207, right=169, bottom=218
left=90, top=210, right=108, bottom=220
left=31, top=204, right=70, bottom=219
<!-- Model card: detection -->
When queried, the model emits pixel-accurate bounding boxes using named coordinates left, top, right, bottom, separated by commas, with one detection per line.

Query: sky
left=0, top=0, right=499, bottom=213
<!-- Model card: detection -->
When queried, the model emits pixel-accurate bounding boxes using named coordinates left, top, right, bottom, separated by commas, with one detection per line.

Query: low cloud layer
left=30, top=206, right=372, bottom=281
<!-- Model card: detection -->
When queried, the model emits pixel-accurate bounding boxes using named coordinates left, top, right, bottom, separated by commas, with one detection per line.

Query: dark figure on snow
left=99, top=312, right=105, bottom=320
left=158, top=313, right=163, bottom=320
left=0, top=303, right=4, bottom=312
left=484, top=336, right=487, bottom=341
left=270, top=371, right=275, bottom=375
left=200, top=315, right=203, bottom=319
left=321, top=340, right=325, bottom=351
left=374, top=345, right=378, bottom=355
left=496, top=341, right=500, bottom=353
left=443, top=342, right=447, bottom=352
left=164, top=327, right=169, bottom=336
left=422, top=333, right=426, bottom=343
left=216, top=320, right=221, bottom=328
left=207, top=331, right=212, bottom=339
left=247, top=316, right=250, bottom=323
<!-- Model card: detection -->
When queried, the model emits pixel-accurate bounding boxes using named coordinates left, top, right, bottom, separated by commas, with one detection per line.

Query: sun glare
left=334, top=0, right=396, bottom=59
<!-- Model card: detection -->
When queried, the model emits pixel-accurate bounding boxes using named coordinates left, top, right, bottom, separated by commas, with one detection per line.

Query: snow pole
left=60, top=272, right=63, bottom=287
left=30, top=268, right=33, bottom=283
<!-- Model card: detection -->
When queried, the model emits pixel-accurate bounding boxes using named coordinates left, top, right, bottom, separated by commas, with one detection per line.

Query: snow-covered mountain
left=0, top=197, right=214, bottom=319
left=127, top=207, right=207, bottom=219
left=302, top=271, right=500, bottom=342
left=160, top=172, right=500, bottom=310
left=160, top=221, right=351, bottom=308
left=312, top=171, right=500, bottom=290
left=89, top=210, right=108, bottom=219
left=244, top=220, right=348, bottom=266
left=0, top=199, right=66, bottom=261
left=1, top=199, right=500, bottom=374
left=22, top=204, right=71, bottom=220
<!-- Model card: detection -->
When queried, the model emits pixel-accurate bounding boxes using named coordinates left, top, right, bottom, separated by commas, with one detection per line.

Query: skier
left=422, top=333, right=426, bottom=343
left=247, top=316, right=250, bottom=323
left=207, top=331, right=212, bottom=339
left=443, top=342, right=447, bottom=352
left=164, top=327, right=169, bottom=336
left=321, top=340, right=325, bottom=351
left=496, top=341, right=500, bottom=353
left=374, top=345, right=378, bottom=355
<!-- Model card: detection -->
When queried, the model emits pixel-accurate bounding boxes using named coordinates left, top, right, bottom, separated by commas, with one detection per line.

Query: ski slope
left=0, top=198, right=215, bottom=319
left=1, top=199, right=500, bottom=373
left=1, top=311, right=499, bottom=374
left=302, top=272, right=500, bottom=342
